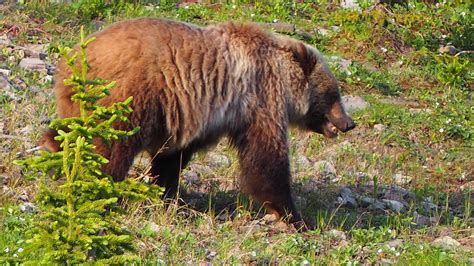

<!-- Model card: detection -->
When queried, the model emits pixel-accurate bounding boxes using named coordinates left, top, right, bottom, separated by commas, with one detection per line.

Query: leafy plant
left=10, top=27, right=162, bottom=264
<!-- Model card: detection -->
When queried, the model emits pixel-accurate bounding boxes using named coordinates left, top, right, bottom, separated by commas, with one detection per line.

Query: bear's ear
left=291, top=42, right=316, bottom=77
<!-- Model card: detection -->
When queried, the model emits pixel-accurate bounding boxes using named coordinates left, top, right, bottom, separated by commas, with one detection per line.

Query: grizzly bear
left=41, top=18, right=355, bottom=229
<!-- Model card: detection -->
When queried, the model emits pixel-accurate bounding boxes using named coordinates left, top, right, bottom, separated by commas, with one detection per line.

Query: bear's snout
left=327, top=102, right=356, bottom=133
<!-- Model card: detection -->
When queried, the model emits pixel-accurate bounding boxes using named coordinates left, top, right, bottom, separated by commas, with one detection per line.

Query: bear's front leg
left=232, top=116, right=307, bottom=230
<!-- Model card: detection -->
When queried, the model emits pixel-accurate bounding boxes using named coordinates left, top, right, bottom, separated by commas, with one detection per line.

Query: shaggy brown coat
left=41, top=18, right=355, bottom=229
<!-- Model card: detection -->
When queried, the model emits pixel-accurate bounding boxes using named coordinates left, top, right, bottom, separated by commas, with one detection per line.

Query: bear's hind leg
left=150, top=150, right=193, bottom=198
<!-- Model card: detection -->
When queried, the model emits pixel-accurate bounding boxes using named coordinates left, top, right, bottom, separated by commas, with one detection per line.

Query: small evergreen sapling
left=15, top=28, right=162, bottom=264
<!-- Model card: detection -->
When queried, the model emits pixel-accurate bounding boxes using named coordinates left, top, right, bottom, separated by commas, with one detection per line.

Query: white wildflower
left=17, top=248, right=23, bottom=253
left=439, top=128, right=444, bottom=133
left=250, top=13, right=255, bottom=17
left=377, top=249, right=383, bottom=253
left=4, top=247, right=9, bottom=253
left=446, top=119, right=452, bottom=124
left=381, top=47, right=388, bottom=53
left=396, top=252, right=400, bottom=256
left=272, top=19, right=279, bottom=23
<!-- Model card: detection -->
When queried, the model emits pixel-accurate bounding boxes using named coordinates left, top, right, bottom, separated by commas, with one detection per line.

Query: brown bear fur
left=40, top=18, right=355, bottom=229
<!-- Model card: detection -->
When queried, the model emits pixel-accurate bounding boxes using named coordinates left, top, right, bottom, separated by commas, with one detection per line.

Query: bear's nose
left=345, top=119, right=356, bottom=131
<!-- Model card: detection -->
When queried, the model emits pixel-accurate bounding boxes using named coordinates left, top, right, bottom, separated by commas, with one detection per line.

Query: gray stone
left=368, top=199, right=386, bottom=211
left=339, top=187, right=358, bottom=208
left=206, top=152, right=231, bottom=168
left=301, top=178, right=320, bottom=193
left=431, top=236, right=461, bottom=250
left=0, top=75, right=12, bottom=90
left=315, top=28, right=330, bottom=36
left=0, top=68, right=11, bottom=76
left=414, top=212, right=436, bottom=226
left=386, top=239, right=403, bottom=248
left=392, top=173, right=412, bottom=185
left=190, top=163, right=213, bottom=177
left=383, top=186, right=408, bottom=202
left=19, top=58, right=46, bottom=71
left=0, top=35, right=12, bottom=46
left=421, top=198, right=438, bottom=211
left=313, top=160, right=337, bottom=181
left=341, top=0, right=360, bottom=9
left=341, top=95, right=368, bottom=114
left=359, top=196, right=376, bottom=208
left=330, top=56, right=352, bottom=74
left=325, top=229, right=346, bottom=240
left=20, top=202, right=35, bottom=213
left=183, top=170, right=199, bottom=185
left=382, top=199, right=405, bottom=213
left=374, top=124, right=386, bottom=132
left=18, top=125, right=33, bottom=136
left=296, top=155, right=311, bottom=169
left=18, top=194, right=29, bottom=202
left=22, top=44, right=45, bottom=58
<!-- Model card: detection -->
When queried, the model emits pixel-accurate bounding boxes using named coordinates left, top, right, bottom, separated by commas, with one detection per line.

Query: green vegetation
left=0, top=0, right=472, bottom=264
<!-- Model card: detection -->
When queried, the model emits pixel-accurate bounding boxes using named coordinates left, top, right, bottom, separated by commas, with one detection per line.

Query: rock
left=341, top=95, right=368, bottom=114
left=0, top=175, right=8, bottom=185
left=325, top=229, right=346, bottom=240
left=386, top=239, right=403, bottom=248
left=18, top=194, right=29, bottom=202
left=295, top=30, right=313, bottom=40
left=421, top=198, right=438, bottom=211
left=301, top=178, right=319, bottom=193
left=338, top=187, right=358, bottom=208
left=414, top=212, right=436, bottom=226
left=20, top=202, right=36, bottom=213
left=373, top=124, right=386, bottom=132
left=296, top=155, right=311, bottom=169
left=0, top=75, right=12, bottom=90
left=359, top=196, right=376, bottom=208
left=368, top=199, right=386, bottom=212
left=431, top=236, right=461, bottom=250
left=341, top=0, right=360, bottom=9
left=19, top=58, right=46, bottom=71
left=0, top=35, right=12, bottom=46
left=313, top=160, right=337, bottom=181
left=392, top=173, right=412, bottom=185
left=46, top=64, right=56, bottom=75
left=330, top=56, right=352, bottom=74
left=206, top=250, right=217, bottom=260
left=206, top=152, right=230, bottom=168
left=315, top=28, right=330, bottom=36
left=382, top=199, right=405, bottom=213
left=22, top=44, right=45, bottom=58
left=189, top=163, right=213, bottom=177
left=438, top=45, right=459, bottom=56
left=0, top=68, right=11, bottom=76
left=383, top=186, right=408, bottom=202
left=18, top=125, right=33, bottom=136
left=183, top=170, right=199, bottom=185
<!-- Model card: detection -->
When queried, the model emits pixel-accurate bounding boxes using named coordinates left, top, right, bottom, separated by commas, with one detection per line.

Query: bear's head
left=293, top=43, right=356, bottom=138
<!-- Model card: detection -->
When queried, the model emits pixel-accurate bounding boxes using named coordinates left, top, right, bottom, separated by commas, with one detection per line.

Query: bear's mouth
left=321, top=121, right=339, bottom=138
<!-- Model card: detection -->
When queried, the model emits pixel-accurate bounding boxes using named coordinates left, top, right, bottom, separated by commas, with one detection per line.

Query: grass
left=0, top=0, right=473, bottom=264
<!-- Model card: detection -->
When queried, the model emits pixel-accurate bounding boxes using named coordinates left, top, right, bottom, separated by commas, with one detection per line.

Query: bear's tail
left=39, top=128, right=61, bottom=152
